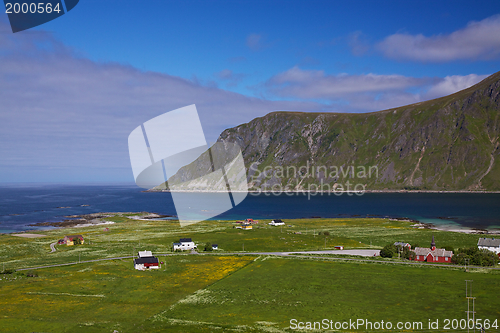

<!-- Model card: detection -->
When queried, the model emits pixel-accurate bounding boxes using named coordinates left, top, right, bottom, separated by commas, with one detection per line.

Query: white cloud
left=0, top=22, right=320, bottom=182
left=264, top=66, right=488, bottom=112
left=424, top=74, right=489, bottom=99
left=378, top=14, right=500, bottom=62
left=267, top=66, right=426, bottom=99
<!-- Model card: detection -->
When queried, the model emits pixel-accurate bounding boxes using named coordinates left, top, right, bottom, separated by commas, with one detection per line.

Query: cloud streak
left=377, top=14, right=500, bottom=62
left=0, top=22, right=320, bottom=182
left=263, top=66, right=488, bottom=112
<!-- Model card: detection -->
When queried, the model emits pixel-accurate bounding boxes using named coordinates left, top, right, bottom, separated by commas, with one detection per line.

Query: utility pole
left=79, top=253, right=80, bottom=264
left=465, top=280, right=476, bottom=333
left=465, top=258, right=470, bottom=272
left=242, top=243, right=244, bottom=252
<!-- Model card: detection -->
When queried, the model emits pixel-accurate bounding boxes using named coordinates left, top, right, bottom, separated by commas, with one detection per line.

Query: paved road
left=49, top=242, right=57, bottom=253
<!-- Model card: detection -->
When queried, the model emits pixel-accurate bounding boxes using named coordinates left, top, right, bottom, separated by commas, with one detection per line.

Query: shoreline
left=146, top=189, right=500, bottom=194
left=5, top=212, right=500, bottom=236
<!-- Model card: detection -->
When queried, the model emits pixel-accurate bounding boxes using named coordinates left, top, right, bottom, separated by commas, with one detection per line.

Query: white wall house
left=269, top=219, right=285, bottom=226
left=134, top=250, right=159, bottom=270
left=173, top=238, right=197, bottom=251
left=478, top=238, right=500, bottom=255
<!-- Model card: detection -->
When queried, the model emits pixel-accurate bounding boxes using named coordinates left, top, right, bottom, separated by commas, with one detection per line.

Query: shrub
left=26, top=271, right=38, bottom=277
left=1, top=269, right=14, bottom=274
left=443, top=245, right=454, bottom=252
left=323, top=231, right=330, bottom=236
left=380, top=244, right=397, bottom=258
left=204, top=242, right=213, bottom=252
left=451, top=247, right=499, bottom=266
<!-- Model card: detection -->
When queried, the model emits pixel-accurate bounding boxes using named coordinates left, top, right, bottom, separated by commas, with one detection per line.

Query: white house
left=477, top=238, right=500, bottom=256
left=173, top=238, right=197, bottom=251
left=269, top=219, right=285, bottom=226
left=212, top=244, right=218, bottom=250
left=134, top=250, right=159, bottom=270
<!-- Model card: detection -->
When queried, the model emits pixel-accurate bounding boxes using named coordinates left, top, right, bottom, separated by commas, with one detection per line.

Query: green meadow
left=0, top=215, right=483, bottom=270
left=0, top=215, right=498, bottom=332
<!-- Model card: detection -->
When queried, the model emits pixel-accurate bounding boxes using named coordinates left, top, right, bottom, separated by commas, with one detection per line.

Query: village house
left=269, top=219, right=285, bottom=226
left=394, top=242, right=411, bottom=248
left=63, top=235, right=84, bottom=246
left=212, top=244, right=218, bottom=250
left=173, top=238, right=197, bottom=251
left=412, top=236, right=453, bottom=263
left=134, top=250, right=159, bottom=270
left=477, top=238, right=500, bottom=257
left=241, top=223, right=252, bottom=230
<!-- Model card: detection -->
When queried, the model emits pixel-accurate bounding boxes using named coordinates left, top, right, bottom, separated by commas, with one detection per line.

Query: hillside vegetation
left=170, top=72, right=500, bottom=191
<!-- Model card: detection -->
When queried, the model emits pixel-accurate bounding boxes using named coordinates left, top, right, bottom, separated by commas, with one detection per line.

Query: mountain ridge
left=166, top=71, right=500, bottom=192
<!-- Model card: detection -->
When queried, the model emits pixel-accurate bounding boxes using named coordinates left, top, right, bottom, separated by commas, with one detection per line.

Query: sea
left=1, top=184, right=500, bottom=233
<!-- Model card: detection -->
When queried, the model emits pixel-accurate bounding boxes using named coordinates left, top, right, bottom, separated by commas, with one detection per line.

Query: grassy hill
left=167, top=71, right=500, bottom=192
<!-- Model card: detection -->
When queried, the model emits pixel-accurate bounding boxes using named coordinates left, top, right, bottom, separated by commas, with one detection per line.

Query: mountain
left=165, top=71, right=500, bottom=192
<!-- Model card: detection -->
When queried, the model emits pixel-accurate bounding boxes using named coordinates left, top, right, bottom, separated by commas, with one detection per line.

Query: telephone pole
left=465, top=280, right=476, bottom=333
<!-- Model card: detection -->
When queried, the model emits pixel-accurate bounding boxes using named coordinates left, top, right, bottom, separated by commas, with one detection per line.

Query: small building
left=412, top=236, right=453, bottom=263
left=334, top=246, right=344, bottom=250
left=394, top=242, right=411, bottom=249
left=477, top=238, right=500, bottom=256
left=138, top=250, right=153, bottom=258
left=63, top=235, right=84, bottom=246
left=134, top=251, right=159, bottom=270
left=212, top=244, right=218, bottom=250
left=173, top=238, right=197, bottom=251
left=241, top=223, right=253, bottom=230
left=269, top=219, right=285, bottom=226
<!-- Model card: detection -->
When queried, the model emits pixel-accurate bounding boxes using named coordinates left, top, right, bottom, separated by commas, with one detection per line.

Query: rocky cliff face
left=213, top=71, right=500, bottom=191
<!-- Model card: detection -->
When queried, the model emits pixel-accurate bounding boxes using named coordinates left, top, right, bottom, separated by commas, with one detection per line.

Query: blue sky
left=1, top=0, right=500, bottom=183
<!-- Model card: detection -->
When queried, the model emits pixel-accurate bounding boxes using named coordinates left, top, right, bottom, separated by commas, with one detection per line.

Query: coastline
left=146, top=189, right=500, bottom=194
left=7, top=212, right=500, bottom=236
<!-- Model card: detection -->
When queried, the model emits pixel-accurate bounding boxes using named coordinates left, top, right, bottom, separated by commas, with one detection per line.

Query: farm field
left=1, top=216, right=499, bottom=332
left=147, top=257, right=500, bottom=333
left=0, top=215, right=485, bottom=270
left=0, top=255, right=255, bottom=332
left=1, top=255, right=499, bottom=332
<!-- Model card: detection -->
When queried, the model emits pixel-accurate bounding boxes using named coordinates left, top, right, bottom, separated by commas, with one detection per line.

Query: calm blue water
left=0, top=184, right=499, bottom=233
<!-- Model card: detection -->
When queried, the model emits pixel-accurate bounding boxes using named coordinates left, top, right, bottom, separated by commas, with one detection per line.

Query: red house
left=412, top=236, right=453, bottom=263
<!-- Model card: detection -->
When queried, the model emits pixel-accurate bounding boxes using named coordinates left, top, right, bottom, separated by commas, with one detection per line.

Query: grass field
left=0, top=215, right=484, bottom=270
left=1, top=255, right=498, bottom=332
left=0, top=255, right=255, bottom=332
left=1, top=216, right=498, bottom=332
left=148, top=257, right=500, bottom=332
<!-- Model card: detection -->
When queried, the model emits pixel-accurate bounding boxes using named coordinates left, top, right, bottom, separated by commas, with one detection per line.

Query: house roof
left=134, top=257, right=158, bottom=265
left=414, top=247, right=453, bottom=257
left=138, top=250, right=153, bottom=258
left=173, top=242, right=181, bottom=246
left=394, top=242, right=411, bottom=247
left=179, top=238, right=192, bottom=242
left=272, top=219, right=283, bottom=222
left=212, top=244, right=218, bottom=247
left=478, top=238, right=500, bottom=247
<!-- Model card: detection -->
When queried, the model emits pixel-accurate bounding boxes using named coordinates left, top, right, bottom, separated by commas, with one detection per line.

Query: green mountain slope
left=166, top=71, right=500, bottom=192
